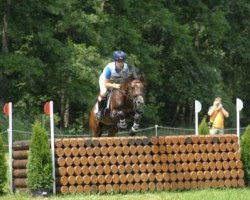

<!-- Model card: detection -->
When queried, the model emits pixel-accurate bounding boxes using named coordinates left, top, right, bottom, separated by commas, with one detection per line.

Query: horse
left=89, top=69, right=145, bottom=137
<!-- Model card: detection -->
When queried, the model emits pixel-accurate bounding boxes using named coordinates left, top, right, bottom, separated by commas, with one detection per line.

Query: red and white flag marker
left=4, top=103, right=13, bottom=193
left=44, top=101, right=56, bottom=194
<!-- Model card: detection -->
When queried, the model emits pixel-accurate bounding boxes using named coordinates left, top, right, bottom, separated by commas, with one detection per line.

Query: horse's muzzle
left=134, top=95, right=144, bottom=108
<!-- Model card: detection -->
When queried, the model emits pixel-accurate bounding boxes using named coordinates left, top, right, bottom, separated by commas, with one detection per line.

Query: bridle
left=118, top=79, right=144, bottom=111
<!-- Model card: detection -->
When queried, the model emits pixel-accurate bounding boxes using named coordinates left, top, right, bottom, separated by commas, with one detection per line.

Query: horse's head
left=121, top=68, right=145, bottom=112
left=128, top=79, right=144, bottom=110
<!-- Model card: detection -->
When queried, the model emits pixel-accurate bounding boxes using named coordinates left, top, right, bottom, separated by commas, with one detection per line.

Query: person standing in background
left=208, top=97, right=229, bottom=134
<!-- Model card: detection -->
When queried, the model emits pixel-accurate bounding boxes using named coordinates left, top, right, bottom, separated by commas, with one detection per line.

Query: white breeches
left=99, top=74, right=107, bottom=97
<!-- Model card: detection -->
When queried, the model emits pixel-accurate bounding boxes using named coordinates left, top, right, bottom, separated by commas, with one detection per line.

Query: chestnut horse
left=89, top=70, right=144, bottom=137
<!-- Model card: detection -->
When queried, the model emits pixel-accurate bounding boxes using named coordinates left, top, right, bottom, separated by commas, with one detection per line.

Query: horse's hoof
left=117, top=122, right=127, bottom=129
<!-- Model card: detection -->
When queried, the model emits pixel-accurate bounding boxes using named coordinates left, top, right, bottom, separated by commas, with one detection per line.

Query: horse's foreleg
left=117, top=110, right=127, bottom=129
left=129, top=112, right=142, bottom=136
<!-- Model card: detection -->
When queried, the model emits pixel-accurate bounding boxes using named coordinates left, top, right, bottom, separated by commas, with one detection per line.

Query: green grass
left=0, top=188, right=250, bottom=200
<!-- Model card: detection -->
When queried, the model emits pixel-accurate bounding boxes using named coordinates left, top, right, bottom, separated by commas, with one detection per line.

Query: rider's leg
left=96, top=76, right=107, bottom=120
left=96, top=94, right=106, bottom=120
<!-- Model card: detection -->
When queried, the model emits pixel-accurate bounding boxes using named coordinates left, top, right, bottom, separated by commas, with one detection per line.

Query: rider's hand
left=113, top=84, right=120, bottom=89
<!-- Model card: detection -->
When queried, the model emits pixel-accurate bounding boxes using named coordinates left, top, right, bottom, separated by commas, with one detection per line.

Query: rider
left=96, top=50, right=130, bottom=120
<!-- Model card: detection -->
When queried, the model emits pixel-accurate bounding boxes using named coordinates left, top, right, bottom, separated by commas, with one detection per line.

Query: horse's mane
left=120, top=67, right=144, bottom=90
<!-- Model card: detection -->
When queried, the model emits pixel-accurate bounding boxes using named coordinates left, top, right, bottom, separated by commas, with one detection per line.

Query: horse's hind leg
left=89, top=110, right=102, bottom=137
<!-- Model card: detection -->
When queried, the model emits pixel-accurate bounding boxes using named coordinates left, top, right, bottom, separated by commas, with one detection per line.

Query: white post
left=49, top=101, right=56, bottom=194
left=155, top=125, right=158, bottom=136
left=8, top=102, right=13, bottom=193
left=236, top=98, right=243, bottom=146
left=195, top=100, right=202, bottom=135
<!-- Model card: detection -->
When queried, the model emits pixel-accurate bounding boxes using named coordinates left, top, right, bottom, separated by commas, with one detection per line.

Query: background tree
left=0, top=0, right=249, bottom=133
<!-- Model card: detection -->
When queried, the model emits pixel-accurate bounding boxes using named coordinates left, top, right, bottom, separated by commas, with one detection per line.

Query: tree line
left=0, top=0, right=249, bottom=133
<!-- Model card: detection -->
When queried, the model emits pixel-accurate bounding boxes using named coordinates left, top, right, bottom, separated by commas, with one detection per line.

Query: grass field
left=0, top=188, right=250, bottom=200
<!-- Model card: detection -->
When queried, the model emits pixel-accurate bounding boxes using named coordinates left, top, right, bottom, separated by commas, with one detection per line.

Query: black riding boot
left=96, top=99, right=105, bottom=120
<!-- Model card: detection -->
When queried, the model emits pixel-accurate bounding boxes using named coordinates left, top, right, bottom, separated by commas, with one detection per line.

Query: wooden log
left=218, top=135, right=226, bottom=143
left=85, top=138, right=92, bottom=147
left=198, top=135, right=206, bottom=144
left=77, top=138, right=85, bottom=147
left=121, top=137, right=129, bottom=146
left=100, top=146, right=108, bottom=156
left=179, top=144, right=186, bottom=153
left=62, top=138, right=70, bottom=147
left=13, top=178, right=27, bottom=188
left=73, top=157, right=80, bottom=166
left=55, top=148, right=64, bottom=157
left=68, top=185, right=76, bottom=194
left=129, top=145, right=137, bottom=155
left=137, top=145, right=144, bottom=154
left=66, top=166, right=74, bottom=176
left=106, top=138, right=114, bottom=146
left=13, top=169, right=27, bottom=178
left=122, top=146, right=130, bottom=155
left=199, top=144, right=206, bottom=152
left=225, top=135, right=232, bottom=143
left=98, top=185, right=106, bottom=193
left=76, top=185, right=84, bottom=193
left=99, top=138, right=106, bottom=146
left=78, top=146, right=86, bottom=156
left=94, top=165, right=103, bottom=175
left=83, top=185, right=91, bottom=193
left=87, top=156, right=95, bottom=165
left=56, top=167, right=66, bottom=176
left=152, top=145, right=159, bottom=154
left=92, top=138, right=100, bottom=147
left=60, top=186, right=69, bottom=194
left=189, top=162, right=196, bottom=171
left=213, top=143, right=220, bottom=152
left=68, top=176, right=76, bottom=185
left=114, top=137, right=121, bottom=146
left=90, top=175, right=98, bottom=184
left=104, top=174, right=113, bottom=184
left=89, top=166, right=97, bottom=175
left=74, top=166, right=82, bottom=176
left=95, top=156, right=102, bottom=165
left=55, top=139, right=63, bottom=148
left=69, top=138, right=78, bottom=147
left=71, top=147, right=79, bottom=157
left=165, top=136, right=172, bottom=145
left=81, top=166, right=89, bottom=175
left=191, top=135, right=199, bottom=144
left=158, top=136, right=165, bottom=145
left=13, top=159, right=27, bottom=169
left=187, top=153, right=195, bottom=162
left=13, top=150, right=28, bottom=159
left=13, top=141, right=29, bottom=151
left=65, top=157, right=73, bottom=166
left=150, top=136, right=158, bottom=145
left=205, top=135, right=213, bottom=144
left=193, top=144, right=200, bottom=153
left=112, top=174, right=119, bottom=184
left=223, top=170, right=231, bottom=179
left=64, top=147, right=72, bottom=157
left=142, top=137, right=150, bottom=145
left=115, top=146, right=123, bottom=155
left=56, top=157, right=65, bottom=167
left=209, top=162, right=216, bottom=171
left=98, top=175, right=105, bottom=184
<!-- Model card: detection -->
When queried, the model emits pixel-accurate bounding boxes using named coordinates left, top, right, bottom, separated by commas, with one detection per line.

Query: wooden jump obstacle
left=12, top=134, right=245, bottom=194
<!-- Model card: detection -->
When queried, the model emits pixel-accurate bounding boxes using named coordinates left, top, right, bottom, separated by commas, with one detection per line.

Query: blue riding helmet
left=113, top=50, right=126, bottom=61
